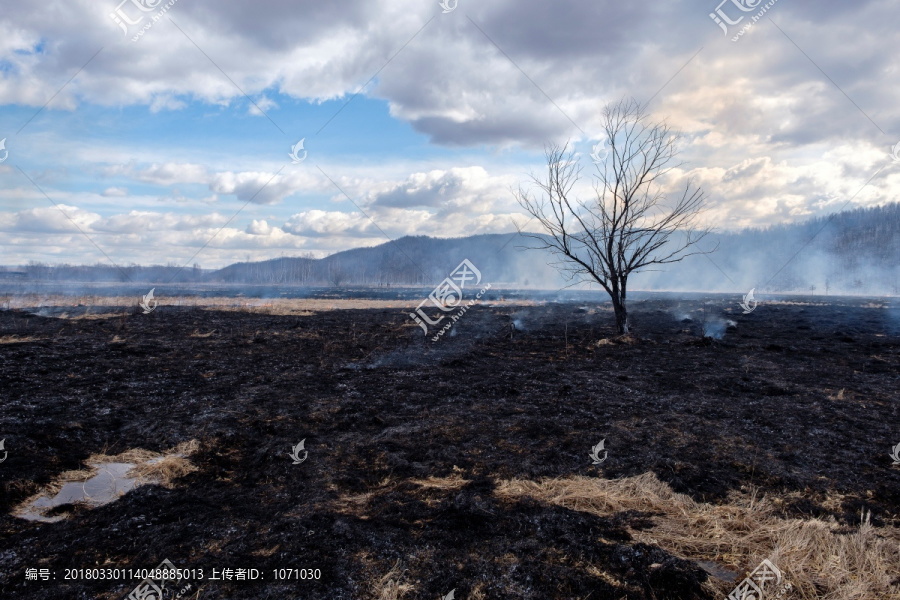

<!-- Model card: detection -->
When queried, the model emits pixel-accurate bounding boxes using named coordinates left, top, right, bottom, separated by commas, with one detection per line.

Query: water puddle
left=697, top=560, right=740, bottom=582
left=18, top=462, right=143, bottom=522
left=13, top=441, right=197, bottom=523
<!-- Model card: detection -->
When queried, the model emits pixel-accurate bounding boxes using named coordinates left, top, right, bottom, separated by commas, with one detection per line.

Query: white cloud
left=1, top=0, right=893, bottom=145
left=367, top=167, right=514, bottom=212
left=283, top=209, right=378, bottom=238
left=2, top=0, right=899, bottom=265
left=136, top=163, right=209, bottom=186
left=246, top=218, right=271, bottom=235
left=210, top=171, right=300, bottom=205
left=248, top=95, right=278, bottom=116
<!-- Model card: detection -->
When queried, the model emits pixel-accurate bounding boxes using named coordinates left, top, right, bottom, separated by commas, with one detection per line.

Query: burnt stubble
left=1, top=296, right=898, bottom=599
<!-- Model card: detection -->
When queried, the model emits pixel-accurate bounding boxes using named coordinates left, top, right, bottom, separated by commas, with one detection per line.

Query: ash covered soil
left=1, top=296, right=899, bottom=599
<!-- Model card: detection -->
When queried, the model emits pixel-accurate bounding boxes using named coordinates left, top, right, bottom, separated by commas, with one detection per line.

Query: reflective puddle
left=13, top=443, right=196, bottom=523
left=697, top=560, right=740, bottom=582
left=18, top=462, right=142, bottom=522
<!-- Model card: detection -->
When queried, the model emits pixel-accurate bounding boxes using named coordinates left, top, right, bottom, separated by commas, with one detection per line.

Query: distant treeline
left=210, top=235, right=539, bottom=286
left=684, top=203, right=900, bottom=294
left=4, top=203, right=900, bottom=293
left=2, top=262, right=207, bottom=284
left=1, top=235, right=543, bottom=287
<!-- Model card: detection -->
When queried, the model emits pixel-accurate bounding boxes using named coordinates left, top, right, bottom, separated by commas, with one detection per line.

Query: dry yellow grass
left=0, top=335, right=45, bottom=344
left=3, top=293, right=541, bottom=316
left=325, top=476, right=397, bottom=518
left=188, top=329, right=217, bottom=338
left=410, top=468, right=471, bottom=491
left=375, top=560, right=415, bottom=600
left=495, top=472, right=900, bottom=599
left=828, top=388, right=847, bottom=401
left=595, top=335, right=640, bottom=347
left=124, top=439, right=200, bottom=487
left=13, top=440, right=201, bottom=519
left=89, top=447, right=158, bottom=465
left=330, top=491, right=379, bottom=518
left=251, top=545, right=280, bottom=558
left=127, top=453, right=198, bottom=487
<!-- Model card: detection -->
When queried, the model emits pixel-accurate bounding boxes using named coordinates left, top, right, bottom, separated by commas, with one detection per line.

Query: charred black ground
left=1, top=295, right=899, bottom=599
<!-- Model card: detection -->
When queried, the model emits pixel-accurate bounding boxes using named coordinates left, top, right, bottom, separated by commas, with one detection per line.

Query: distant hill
left=208, top=233, right=560, bottom=288
left=5, top=203, right=900, bottom=294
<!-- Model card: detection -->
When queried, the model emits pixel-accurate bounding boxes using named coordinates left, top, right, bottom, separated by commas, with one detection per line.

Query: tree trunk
left=612, top=299, right=628, bottom=335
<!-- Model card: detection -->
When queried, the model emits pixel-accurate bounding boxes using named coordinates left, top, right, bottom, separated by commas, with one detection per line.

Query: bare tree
left=327, top=261, right=346, bottom=287
left=515, top=98, right=713, bottom=335
left=298, top=252, right=315, bottom=284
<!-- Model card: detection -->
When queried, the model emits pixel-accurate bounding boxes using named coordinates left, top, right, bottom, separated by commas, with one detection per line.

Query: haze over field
left=3, top=4, right=900, bottom=600
left=1, top=0, right=899, bottom=274
left=5, top=202, right=899, bottom=296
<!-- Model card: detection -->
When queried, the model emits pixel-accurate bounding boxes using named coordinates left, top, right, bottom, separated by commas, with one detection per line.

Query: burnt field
left=1, top=295, right=899, bottom=599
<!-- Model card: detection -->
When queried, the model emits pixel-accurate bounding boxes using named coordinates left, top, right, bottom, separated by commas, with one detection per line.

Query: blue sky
left=1, top=0, right=898, bottom=267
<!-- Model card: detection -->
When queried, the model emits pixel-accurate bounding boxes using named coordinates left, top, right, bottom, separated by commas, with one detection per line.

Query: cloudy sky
left=0, top=0, right=898, bottom=268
